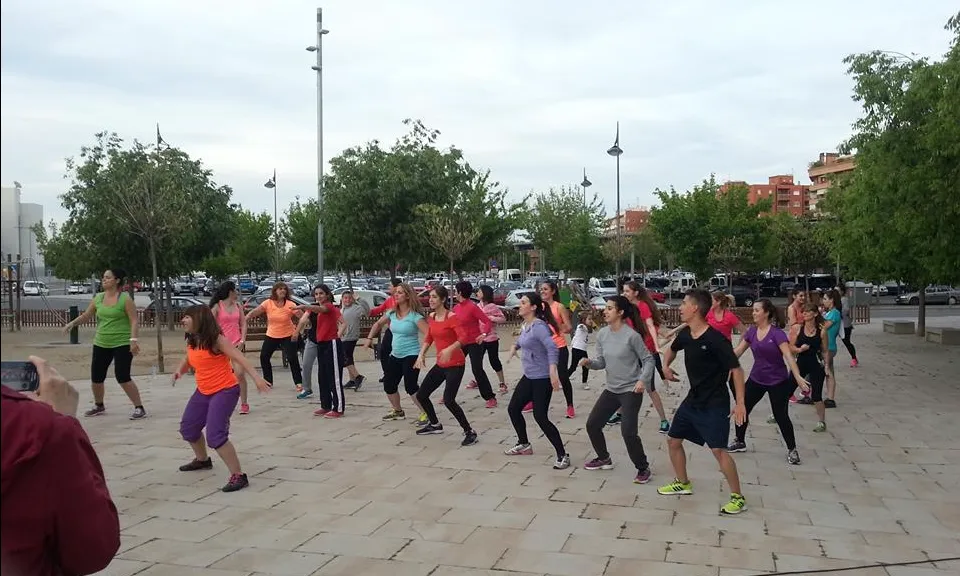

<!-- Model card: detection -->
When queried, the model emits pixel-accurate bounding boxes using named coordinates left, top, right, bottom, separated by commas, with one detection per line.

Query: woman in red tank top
left=173, top=305, right=271, bottom=493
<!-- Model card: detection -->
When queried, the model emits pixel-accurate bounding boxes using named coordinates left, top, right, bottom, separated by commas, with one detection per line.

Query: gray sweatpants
left=302, top=339, right=318, bottom=393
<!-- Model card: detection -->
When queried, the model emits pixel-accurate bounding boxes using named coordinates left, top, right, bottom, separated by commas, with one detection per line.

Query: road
left=10, top=293, right=960, bottom=319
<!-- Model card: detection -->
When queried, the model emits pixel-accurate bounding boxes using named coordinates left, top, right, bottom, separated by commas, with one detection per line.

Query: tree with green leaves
left=823, top=14, right=960, bottom=335
left=284, top=198, right=323, bottom=273
left=551, top=211, right=609, bottom=278
left=630, top=227, right=665, bottom=273
left=416, top=203, right=480, bottom=277
left=767, top=213, right=832, bottom=285
left=201, top=209, right=275, bottom=279
left=524, top=185, right=606, bottom=273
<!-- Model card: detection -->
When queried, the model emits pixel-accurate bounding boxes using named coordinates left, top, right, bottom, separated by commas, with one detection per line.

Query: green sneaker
left=382, top=409, right=405, bottom=421
left=813, top=422, right=827, bottom=433
left=657, top=478, right=693, bottom=496
left=720, top=493, right=747, bottom=515
left=413, top=412, right=429, bottom=426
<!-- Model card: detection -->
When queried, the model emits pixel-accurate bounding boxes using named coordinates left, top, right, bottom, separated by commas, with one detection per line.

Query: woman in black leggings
left=789, top=302, right=828, bottom=433
left=504, top=292, right=569, bottom=469
left=727, top=300, right=810, bottom=465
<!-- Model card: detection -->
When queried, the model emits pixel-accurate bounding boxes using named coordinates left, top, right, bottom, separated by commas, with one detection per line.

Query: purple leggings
left=179, top=385, right=240, bottom=449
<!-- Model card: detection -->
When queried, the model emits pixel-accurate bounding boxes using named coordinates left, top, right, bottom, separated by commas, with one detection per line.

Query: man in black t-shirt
left=657, top=289, right=748, bottom=515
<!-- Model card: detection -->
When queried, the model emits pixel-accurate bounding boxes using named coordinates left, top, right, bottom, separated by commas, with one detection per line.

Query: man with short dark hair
left=657, top=289, right=749, bottom=515
left=1, top=357, right=120, bottom=575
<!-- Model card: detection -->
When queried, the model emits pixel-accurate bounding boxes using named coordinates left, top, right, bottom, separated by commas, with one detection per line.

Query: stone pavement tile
left=562, top=534, right=667, bottom=561
left=550, top=486, right=637, bottom=507
left=395, top=540, right=507, bottom=570
left=349, top=501, right=453, bottom=522
left=372, top=519, right=477, bottom=543
left=422, top=492, right=506, bottom=511
left=670, top=511, right=766, bottom=536
left=273, top=495, right=369, bottom=516
left=296, top=532, right=409, bottom=559
left=859, top=530, right=960, bottom=555
left=470, top=482, right=557, bottom=500
left=130, top=565, right=253, bottom=576
left=311, top=556, right=436, bottom=576
left=335, top=485, right=430, bottom=503
left=718, top=531, right=823, bottom=557
left=134, top=483, right=221, bottom=503
left=255, top=467, right=338, bottom=483
left=117, top=534, right=154, bottom=554
left=127, top=499, right=225, bottom=521
left=887, top=566, right=960, bottom=576
left=204, top=505, right=306, bottom=529
left=461, top=526, right=565, bottom=552
left=112, top=495, right=152, bottom=512
left=92, top=558, right=154, bottom=576
left=123, top=517, right=232, bottom=542
left=196, top=486, right=293, bottom=509
left=429, top=567, right=542, bottom=576
left=278, top=513, right=341, bottom=534
left=119, top=538, right=238, bottom=567
left=665, top=542, right=775, bottom=572
left=525, top=514, right=623, bottom=537
left=579, top=503, right=672, bottom=524
left=494, top=496, right=586, bottom=517
left=246, top=455, right=325, bottom=470
left=211, top=549, right=333, bottom=576
left=207, top=525, right=315, bottom=551
left=620, top=522, right=720, bottom=546
left=764, top=518, right=868, bottom=543
left=494, top=548, right=608, bottom=576
left=438, top=507, right=534, bottom=530
left=315, top=514, right=388, bottom=535
left=806, top=508, right=905, bottom=533
left=603, top=558, right=717, bottom=576
left=772, top=553, right=889, bottom=576
left=821, top=541, right=929, bottom=564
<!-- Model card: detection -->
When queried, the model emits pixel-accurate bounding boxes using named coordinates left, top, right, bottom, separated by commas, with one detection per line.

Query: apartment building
left=807, top=152, right=856, bottom=212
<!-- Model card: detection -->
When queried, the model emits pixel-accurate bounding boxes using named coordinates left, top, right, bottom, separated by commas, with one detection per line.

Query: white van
left=22, top=281, right=49, bottom=296
left=668, top=274, right=697, bottom=296
left=588, top=277, right=618, bottom=297
left=498, top=268, right=522, bottom=283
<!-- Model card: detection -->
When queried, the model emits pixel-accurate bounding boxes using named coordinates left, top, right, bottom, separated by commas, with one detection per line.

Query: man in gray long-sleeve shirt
left=581, top=322, right=655, bottom=482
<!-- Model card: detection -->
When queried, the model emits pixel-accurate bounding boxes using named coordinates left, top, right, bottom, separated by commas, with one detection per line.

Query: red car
left=649, top=290, right=666, bottom=303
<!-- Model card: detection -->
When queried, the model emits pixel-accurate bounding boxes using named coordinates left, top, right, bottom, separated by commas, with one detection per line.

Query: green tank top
left=94, top=292, right=131, bottom=348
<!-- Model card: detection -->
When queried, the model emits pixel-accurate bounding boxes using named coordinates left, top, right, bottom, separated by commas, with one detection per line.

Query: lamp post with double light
left=306, top=8, right=330, bottom=280
left=264, top=171, right=279, bottom=281
left=607, top=123, right=623, bottom=286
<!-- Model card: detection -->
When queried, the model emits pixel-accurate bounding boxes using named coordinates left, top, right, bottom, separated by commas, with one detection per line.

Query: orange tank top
left=263, top=299, right=298, bottom=338
left=549, top=301, right=567, bottom=349
left=187, top=346, right=238, bottom=395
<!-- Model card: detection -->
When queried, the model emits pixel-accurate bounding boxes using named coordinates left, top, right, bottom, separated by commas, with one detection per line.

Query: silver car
left=895, top=285, right=959, bottom=305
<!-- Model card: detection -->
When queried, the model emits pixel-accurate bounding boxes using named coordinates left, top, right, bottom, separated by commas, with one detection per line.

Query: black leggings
left=378, top=329, right=393, bottom=377
left=416, top=365, right=471, bottom=432
left=260, top=336, right=303, bottom=385
left=841, top=327, right=858, bottom=360
left=556, top=346, right=574, bottom=407
left=586, top=390, right=649, bottom=471
left=568, top=348, right=589, bottom=384
left=735, top=378, right=798, bottom=450
left=799, top=361, right=826, bottom=403
left=464, top=343, right=495, bottom=400
left=482, top=340, right=503, bottom=374
left=383, top=354, right=419, bottom=396
left=507, top=376, right=566, bottom=458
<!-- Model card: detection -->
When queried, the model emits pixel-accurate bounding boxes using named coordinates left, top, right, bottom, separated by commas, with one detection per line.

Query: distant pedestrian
left=340, top=290, right=369, bottom=391
left=839, top=287, right=860, bottom=368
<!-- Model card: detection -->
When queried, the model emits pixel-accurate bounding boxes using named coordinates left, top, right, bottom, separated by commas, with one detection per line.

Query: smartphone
left=1, top=361, right=40, bottom=392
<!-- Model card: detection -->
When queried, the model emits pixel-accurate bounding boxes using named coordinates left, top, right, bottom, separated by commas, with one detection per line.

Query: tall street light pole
left=607, top=122, right=623, bottom=287
left=264, top=171, right=279, bottom=281
left=306, top=8, right=329, bottom=281
left=580, top=168, right=592, bottom=205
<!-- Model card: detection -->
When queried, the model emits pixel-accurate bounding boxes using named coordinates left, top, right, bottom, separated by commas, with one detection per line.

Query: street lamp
left=607, top=122, right=623, bottom=286
left=264, top=170, right=279, bottom=281
left=306, top=7, right=330, bottom=281
left=580, top=168, right=592, bottom=205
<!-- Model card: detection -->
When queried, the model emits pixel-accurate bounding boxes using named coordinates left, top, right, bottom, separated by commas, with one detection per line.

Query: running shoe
left=850, top=358, right=859, bottom=368
left=382, top=409, right=405, bottom=421
left=130, top=407, right=147, bottom=420
left=727, top=440, right=747, bottom=453
left=566, top=406, right=576, bottom=419
left=787, top=449, right=801, bottom=465
left=295, top=384, right=304, bottom=393
left=297, top=389, right=313, bottom=399
left=584, top=457, right=614, bottom=470
left=313, top=408, right=329, bottom=416
left=633, top=469, right=652, bottom=484
left=343, top=380, right=356, bottom=390
left=239, top=403, right=250, bottom=415
left=498, top=383, right=508, bottom=395
left=504, top=443, right=533, bottom=456
left=416, top=423, right=444, bottom=435
left=84, top=405, right=106, bottom=417
left=354, top=375, right=365, bottom=391
left=657, top=478, right=693, bottom=495
left=658, top=419, right=670, bottom=434
left=824, top=399, right=837, bottom=408
left=522, top=402, right=534, bottom=414
left=607, top=412, right=622, bottom=426
left=462, top=430, right=479, bottom=446
left=485, top=398, right=498, bottom=409
left=222, top=473, right=249, bottom=493
left=813, top=422, right=827, bottom=433
left=323, top=411, right=343, bottom=419
left=466, top=380, right=478, bottom=389
left=414, top=412, right=429, bottom=426
left=720, top=493, right=746, bottom=515
left=798, top=396, right=813, bottom=405
left=583, top=383, right=590, bottom=390
left=553, top=454, right=571, bottom=470
left=179, top=458, right=213, bottom=472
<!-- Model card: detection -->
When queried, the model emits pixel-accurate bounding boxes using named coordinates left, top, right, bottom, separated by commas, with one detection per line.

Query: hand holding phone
left=3, top=358, right=79, bottom=417
left=1, top=361, right=40, bottom=392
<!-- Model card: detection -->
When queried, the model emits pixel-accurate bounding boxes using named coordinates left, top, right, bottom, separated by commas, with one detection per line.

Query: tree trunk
left=346, top=269, right=353, bottom=291
left=149, top=242, right=165, bottom=373
left=917, top=289, right=926, bottom=337
left=166, top=278, right=175, bottom=331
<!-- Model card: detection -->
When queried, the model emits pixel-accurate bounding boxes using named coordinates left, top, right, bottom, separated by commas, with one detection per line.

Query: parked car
left=504, top=289, right=536, bottom=310
left=728, top=285, right=759, bottom=307
left=332, top=289, right=389, bottom=310
left=67, top=282, right=92, bottom=295
left=172, top=278, right=199, bottom=296
left=21, top=281, right=49, bottom=296
left=142, top=296, right=204, bottom=323
left=895, top=285, right=959, bottom=306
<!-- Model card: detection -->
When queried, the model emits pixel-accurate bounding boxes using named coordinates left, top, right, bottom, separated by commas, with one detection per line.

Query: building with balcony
left=603, top=207, right=650, bottom=238
left=720, top=175, right=810, bottom=217
left=807, top=152, right=856, bottom=212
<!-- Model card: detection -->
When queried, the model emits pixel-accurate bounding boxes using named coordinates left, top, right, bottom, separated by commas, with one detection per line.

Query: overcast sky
left=1, top=1, right=955, bottom=225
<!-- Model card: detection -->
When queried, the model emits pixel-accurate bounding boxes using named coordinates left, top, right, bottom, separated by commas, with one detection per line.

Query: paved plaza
left=81, top=320, right=960, bottom=576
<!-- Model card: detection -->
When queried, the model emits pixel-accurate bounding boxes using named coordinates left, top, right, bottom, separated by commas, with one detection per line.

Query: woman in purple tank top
left=728, top=300, right=809, bottom=465
left=211, top=282, right=250, bottom=414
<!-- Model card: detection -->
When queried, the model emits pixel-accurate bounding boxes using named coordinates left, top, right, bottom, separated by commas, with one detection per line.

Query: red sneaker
left=850, top=358, right=859, bottom=368
left=313, top=408, right=329, bottom=417
left=466, top=380, right=478, bottom=389
left=522, top=402, right=534, bottom=413
left=323, top=411, right=343, bottom=419
left=485, top=398, right=498, bottom=409
left=239, top=403, right=250, bottom=415
left=565, top=405, right=575, bottom=419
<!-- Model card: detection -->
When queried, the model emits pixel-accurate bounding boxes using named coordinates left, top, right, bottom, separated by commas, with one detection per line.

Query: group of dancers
left=67, top=269, right=850, bottom=508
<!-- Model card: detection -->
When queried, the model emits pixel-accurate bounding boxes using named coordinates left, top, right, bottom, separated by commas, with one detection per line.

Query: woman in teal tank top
left=63, top=268, right=146, bottom=419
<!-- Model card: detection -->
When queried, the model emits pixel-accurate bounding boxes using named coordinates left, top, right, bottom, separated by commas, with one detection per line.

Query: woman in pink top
left=476, top=285, right=508, bottom=394
left=210, top=281, right=250, bottom=414
left=707, top=290, right=743, bottom=341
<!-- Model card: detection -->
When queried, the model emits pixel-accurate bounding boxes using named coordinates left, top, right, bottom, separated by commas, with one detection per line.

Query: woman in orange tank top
left=173, top=305, right=271, bottom=493
left=536, top=281, right=576, bottom=418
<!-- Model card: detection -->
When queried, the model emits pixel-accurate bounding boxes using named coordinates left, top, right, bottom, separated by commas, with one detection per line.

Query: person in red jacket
left=1, top=356, right=120, bottom=576
left=452, top=281, right=497, bottom=408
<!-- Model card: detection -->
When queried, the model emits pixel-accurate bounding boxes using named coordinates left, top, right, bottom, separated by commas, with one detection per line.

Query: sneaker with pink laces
left=522, top=402, right=534, bottom=413
left=485, top=398, right=498, bottom=409
left=565, top=405, right=575, bottom=419
left=850, top=358, right=859, bottom=367
left=466, top=380, right=478, bottom=389
left=239, top=403, right=250, bottom=415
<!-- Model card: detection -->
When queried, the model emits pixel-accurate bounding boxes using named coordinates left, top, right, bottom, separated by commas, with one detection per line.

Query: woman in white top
left=568, top=311, right=593, bottom=390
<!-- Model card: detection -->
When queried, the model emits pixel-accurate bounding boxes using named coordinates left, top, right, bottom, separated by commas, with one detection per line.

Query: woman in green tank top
left=64, top=268, right=147, bottom=419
